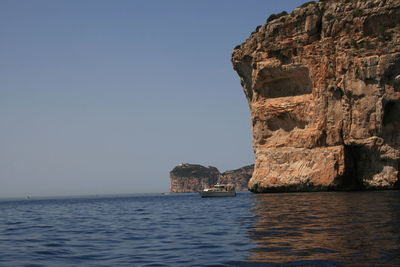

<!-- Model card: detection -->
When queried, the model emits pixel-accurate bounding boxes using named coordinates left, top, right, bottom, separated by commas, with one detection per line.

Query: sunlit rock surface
left=232, top=0, right=400, bottom=192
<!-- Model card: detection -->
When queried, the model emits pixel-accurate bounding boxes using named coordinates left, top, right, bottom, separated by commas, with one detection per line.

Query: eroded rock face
left=232, top=0, right=400, bottom=192
left=219, top=165, right=255, bottom=190
left=169, top=164, right=254, bottom=192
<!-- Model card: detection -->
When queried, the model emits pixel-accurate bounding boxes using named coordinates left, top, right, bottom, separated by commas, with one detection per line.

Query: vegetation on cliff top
left=266, top=11, right=288, bottom=23
left=170, top=164, right=219, bottom=178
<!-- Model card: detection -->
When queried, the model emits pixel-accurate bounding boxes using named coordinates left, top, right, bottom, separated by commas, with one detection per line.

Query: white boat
left=199, top=184, right=236, bottom=198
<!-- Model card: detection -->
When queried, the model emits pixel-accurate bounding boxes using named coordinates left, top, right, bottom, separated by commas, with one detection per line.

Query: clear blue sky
left=0, top=0, right=306, bottom=197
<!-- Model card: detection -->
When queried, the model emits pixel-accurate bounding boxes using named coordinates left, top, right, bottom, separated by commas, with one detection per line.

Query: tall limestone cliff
left=232, top=0, right=400, bottom=192
left=170, top=164, right=220, bottom=193
left=170, top=164, right=254, bottom=192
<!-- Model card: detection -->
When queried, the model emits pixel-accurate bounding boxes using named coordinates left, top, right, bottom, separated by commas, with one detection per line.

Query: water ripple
left=0, top=191, right=400, bottom=266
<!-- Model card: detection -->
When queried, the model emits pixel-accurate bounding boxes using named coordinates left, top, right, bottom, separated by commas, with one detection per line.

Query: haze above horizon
left=1, top=0, right=306, bottom=197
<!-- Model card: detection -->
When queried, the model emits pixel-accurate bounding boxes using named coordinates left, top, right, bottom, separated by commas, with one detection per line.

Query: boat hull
left=199, top=191, right=236, bottom=198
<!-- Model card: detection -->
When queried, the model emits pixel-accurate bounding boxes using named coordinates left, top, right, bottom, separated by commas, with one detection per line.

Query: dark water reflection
left=248, top=191, right=400, bottom=266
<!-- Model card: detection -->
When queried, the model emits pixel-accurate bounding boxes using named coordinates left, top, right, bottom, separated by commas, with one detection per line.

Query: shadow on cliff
left=342, top=144, right=400, bottom=190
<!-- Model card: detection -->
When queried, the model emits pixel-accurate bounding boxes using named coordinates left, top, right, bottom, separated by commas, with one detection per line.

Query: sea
left=1, top=191, right=400, bottom=267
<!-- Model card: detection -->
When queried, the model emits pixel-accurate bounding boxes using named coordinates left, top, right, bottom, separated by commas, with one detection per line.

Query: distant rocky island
left=170, top=164, right=254, bottom=192
left=232, top=0, right=400, bottom=192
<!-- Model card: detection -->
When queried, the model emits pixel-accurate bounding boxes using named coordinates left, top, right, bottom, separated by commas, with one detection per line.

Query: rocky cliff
left=169, top=164, right=254, bottom=192
left=219, top=165, right=254, bottom=190
left=170, top=164, right=220, bottom=193
left=232, top=0, right=400, bottom=192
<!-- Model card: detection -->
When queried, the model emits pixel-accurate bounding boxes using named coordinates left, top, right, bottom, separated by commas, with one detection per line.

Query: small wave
left=35, top=250, right=60, bottom=256
left=253, top=247, right=292, bottom=252
left=44, top=243, right=64, bottom=248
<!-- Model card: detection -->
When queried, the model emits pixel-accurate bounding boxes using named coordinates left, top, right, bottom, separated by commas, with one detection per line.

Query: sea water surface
left=1, top=191, right=400, bottom=266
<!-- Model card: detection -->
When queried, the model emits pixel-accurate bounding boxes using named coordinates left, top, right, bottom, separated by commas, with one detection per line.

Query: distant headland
left=169, top=163, right=254, bottom=192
